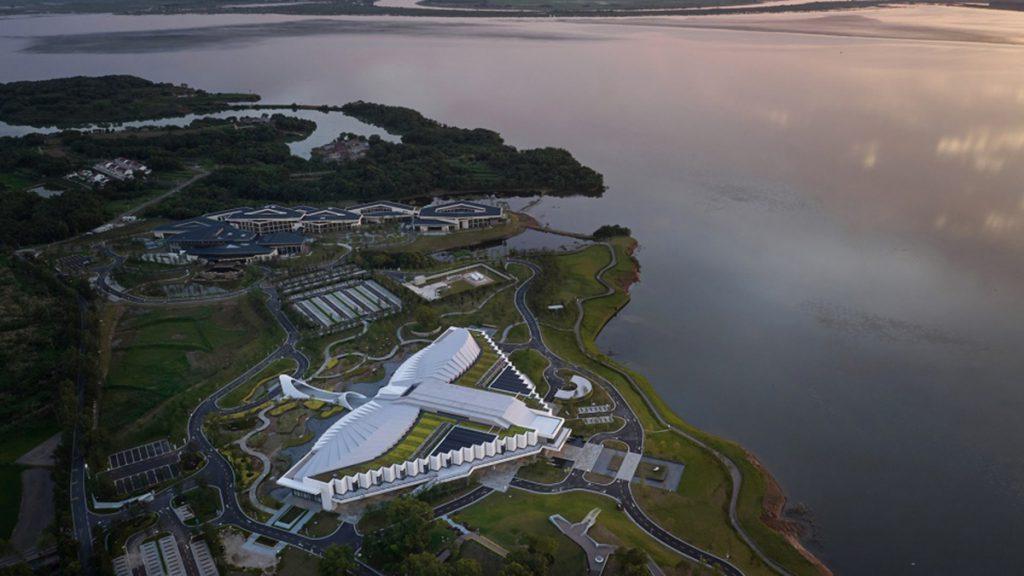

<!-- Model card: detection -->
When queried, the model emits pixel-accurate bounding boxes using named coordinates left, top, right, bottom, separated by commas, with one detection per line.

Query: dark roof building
left=185, top=243, right=275, bottom=263
left=223, top=205, right=306, bottom=234
left=255, top=231, right=310, bottom=255
left=414, top=200, right=505, bottom=232
left=418, top=201, right=502, bottom=219
left=410, top=217, right=458, bottom=234
left=165, top=220, right=256, bottom=247
left=348, top=201, right=417, bottom=222
left=300, top=207, right=362, bottom=232
left=152, top=216, right=222, bottom=239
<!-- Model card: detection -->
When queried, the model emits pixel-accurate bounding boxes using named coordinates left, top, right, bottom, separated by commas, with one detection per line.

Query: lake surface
left=3, top=6, right=1024, bottom=573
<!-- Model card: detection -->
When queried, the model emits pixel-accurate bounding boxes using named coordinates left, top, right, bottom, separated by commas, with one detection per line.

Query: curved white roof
left=378, top=327, right=480, bottom=397
left=288, top=400, right=420, bottom=479
left=282, top=326, right=562, bottom=485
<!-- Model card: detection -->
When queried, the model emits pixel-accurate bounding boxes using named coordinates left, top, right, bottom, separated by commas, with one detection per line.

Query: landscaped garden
left=455, top=490, right=682, bottom=575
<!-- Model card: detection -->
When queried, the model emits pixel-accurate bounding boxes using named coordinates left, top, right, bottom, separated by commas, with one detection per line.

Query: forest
left=0, top=75, right=258, bottom=127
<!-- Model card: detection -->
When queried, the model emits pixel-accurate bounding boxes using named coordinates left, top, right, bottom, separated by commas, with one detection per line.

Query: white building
left=277, top=327, right=569, bottom=510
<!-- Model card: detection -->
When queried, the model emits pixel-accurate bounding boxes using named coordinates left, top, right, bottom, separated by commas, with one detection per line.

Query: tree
left=400, top=552, right=449, bottom=576
left=449, top=558, right=482, bottom=576
left=616, top=547, right=648, bottom=576
left=360, top=497, right=434, bottom=568
left=504, top=535, right=555, bottom=576
left=319, top=544, right=356, bottom=576
left=414, top=305, right=440, bottom=331
left=592, top=224, right=631, bottom=240
left=498, top=562, right=533, bottom=576
left=0, top=563, right=34, bottom=576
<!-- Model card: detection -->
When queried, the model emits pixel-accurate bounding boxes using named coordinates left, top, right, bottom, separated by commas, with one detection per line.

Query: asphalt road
left=70, top=294, right=96, bottom=576
left=507, top=257, right=745, bottom=576
left=95, top=246, right=255, bottom=305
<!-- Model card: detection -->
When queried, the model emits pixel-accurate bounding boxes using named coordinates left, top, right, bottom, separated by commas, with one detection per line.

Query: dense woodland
left=0, top=76, right=603, bottom=248
left=0, top=116, right=313, bottom=247
left=0, top=254, right=85, bottom=439
left=0, top=75, right=258, bottom=127
left=155, top=102, right=604, bottom=217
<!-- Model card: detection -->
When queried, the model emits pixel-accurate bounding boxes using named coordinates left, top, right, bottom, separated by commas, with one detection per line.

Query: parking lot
left=105, top=440, right=181, bottom=495
left=114, top=463, right=180, bottom=495
left=107, top=439, right=172, bottom=469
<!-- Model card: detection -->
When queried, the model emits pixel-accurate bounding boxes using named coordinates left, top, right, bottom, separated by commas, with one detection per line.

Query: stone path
left=550, top=509, right=616, bottom=576
left=615, top=452, right=642, bottom=481
left=571, top=443, right=604, bottom=472
left=235, top=406, right=277, bottom=515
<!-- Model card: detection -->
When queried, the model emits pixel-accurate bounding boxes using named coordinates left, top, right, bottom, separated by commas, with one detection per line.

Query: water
left=3, top=6, right=1024, bottom=573
left=0, top=108, right=398, bottom=158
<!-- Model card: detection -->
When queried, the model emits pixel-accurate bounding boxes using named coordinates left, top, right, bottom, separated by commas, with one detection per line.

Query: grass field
left=99, top=293, right=282, bottom=452
left=503, top=322, right=529, bottom=344
left=533, top=237, right=822, bottom=576
left=457, top=540, right=505, bottom=573
left=509, top=348, right=549, bottom=397
left=220, top=358, right=297, bottom=408
left=454, top=490, right=682, bottom=573
left=515, top=458, right=569, bottom=484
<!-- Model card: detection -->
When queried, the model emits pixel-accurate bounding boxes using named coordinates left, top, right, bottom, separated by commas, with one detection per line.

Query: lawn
left=454, top=489, right=681, bottom=573
left=503, top=322, right=530, bottom=344
left=508, top=348, right=549, bottom=397
left=179, top=485, right=221, bottom=523
left=276, top=546, right=321, bottom=576
left=300, top=511, right=341, bottom=537
left=515, top=458, right=569, bottom=485
left=99, top=293, right=283, bottom=452
left=219, top=358, right=297, bottom=409
left=457, top=540, right=505, bottom=574
left=532, top=243, right=615, bottom=330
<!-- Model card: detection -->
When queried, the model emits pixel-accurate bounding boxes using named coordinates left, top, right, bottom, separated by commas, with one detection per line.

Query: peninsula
left=0, top=76, right=829, bottom=576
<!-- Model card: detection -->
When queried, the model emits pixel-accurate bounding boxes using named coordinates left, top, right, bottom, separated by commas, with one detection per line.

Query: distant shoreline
left=0, top=0, right=974, bottom=19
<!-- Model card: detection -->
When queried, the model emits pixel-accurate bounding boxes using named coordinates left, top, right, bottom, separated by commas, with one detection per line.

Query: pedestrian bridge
left=278, top=374, right=367, bottom=410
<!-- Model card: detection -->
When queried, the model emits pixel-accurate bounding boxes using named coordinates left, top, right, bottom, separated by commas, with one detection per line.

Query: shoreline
left=0, top=0, right=938, bottom=19
left=576, top=237, right=832, bottom=574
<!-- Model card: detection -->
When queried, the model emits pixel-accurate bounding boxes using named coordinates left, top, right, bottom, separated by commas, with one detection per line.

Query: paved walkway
left=550, top=509, right=616, bottom=576
left=235, top=406, right=277, bottom=515
left=615, top=452, right=642, bottom=481
left=571, top=443, right=604, bottom=472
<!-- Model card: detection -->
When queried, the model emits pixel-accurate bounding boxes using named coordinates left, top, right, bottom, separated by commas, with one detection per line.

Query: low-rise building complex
left=277, top=327, right=568, bottom=510
left=149, top=200, right=506, bottom=262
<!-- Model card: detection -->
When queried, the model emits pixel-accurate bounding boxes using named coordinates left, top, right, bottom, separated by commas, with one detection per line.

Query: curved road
left=563, top=245, right=792, bottom=576
left=505, top=255, right=747, bottom=576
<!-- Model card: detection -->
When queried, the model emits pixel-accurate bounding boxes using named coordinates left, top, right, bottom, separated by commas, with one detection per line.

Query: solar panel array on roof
left=488, top=366, right=532, bottom=395
left=431, top=426, right=496, bottom=456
